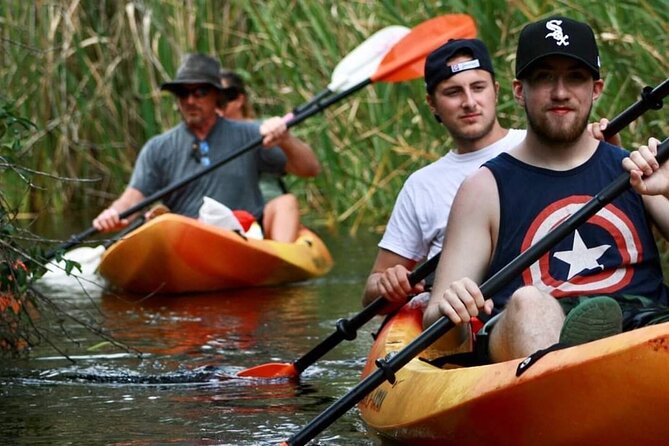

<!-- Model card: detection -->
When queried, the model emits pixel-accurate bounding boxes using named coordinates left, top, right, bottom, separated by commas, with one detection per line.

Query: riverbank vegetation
left=1, top=0, right=668, bottom=236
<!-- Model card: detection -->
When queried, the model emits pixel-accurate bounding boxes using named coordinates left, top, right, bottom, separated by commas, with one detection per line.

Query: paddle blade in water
left=372, top=14, right=477, bottom=83
left=43, top=245, right=106, bottom=278
left=236, top=362, right=298, bottom=379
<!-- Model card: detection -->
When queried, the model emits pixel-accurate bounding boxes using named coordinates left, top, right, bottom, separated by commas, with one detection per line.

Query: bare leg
left=262, top=194, right=300, bottom=242
left=489, top=286, right=564, bottom=363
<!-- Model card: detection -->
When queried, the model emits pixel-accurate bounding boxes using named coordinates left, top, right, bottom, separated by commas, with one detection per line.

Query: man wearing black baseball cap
left=515, top=16, right=601, bottom=80
left=426, top=16, right=669, bottom=363
left=93, top=53, right=321, bottom=242
left=363, top=38, right=527, bottom=309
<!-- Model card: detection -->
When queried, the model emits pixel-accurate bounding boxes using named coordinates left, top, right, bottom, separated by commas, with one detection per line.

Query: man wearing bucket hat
left=426, top=16, right=669, bottom=363
left=92, top=53, right=320, bottom=242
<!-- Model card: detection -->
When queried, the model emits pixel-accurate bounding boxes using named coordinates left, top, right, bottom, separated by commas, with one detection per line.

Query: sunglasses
left=191, top=140, right=211, bottom=167
left=174, top=85, right=212, bottom=99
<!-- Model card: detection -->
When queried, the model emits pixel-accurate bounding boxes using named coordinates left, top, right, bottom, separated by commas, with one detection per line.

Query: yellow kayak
left=98, top=213, right=333, bottom=294
left=359, top=297, right=669, bottom=445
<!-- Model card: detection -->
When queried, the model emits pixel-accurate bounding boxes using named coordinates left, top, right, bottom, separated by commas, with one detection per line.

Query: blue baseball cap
left=425, top=39, right=495, bottom=94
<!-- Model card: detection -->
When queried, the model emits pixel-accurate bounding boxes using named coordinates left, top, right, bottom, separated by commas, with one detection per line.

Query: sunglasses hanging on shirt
left=191, top=140, right=211, bottom=167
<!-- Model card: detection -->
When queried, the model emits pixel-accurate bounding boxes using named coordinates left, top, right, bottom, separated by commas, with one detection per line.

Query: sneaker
left=559, top=296, right=623, bottom=346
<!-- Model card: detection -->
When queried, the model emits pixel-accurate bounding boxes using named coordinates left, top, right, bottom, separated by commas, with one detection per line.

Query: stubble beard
left=446, top=113, right=496, bottom=145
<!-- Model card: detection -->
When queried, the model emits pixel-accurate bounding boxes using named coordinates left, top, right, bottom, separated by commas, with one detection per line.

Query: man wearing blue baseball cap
left=362, top=38, right=527, bottom=309
left=426, top=16, right=669, bottom=363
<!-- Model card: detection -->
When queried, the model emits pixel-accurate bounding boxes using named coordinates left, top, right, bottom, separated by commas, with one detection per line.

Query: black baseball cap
left=424, top=38, right=495, bottom=94
left=515, top=16, right=600, bottom=80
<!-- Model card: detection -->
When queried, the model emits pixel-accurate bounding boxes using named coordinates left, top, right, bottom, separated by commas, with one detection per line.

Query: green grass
left=1, top=0, right=668, bottom=234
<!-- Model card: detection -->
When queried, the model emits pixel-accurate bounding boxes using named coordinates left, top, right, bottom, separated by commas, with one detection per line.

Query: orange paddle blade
left=236, top=362, right=298, bottom=379
left=371, top=14, right=477, bottom=83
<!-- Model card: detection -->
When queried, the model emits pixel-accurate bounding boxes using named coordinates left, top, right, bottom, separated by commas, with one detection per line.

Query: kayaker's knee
left=506, top=286, right=561, bottom=314
left=489, top=287, right=564, bottom=362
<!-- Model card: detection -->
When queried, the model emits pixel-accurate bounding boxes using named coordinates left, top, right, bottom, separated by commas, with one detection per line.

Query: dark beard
left=525, top=102, right=592, bottom=144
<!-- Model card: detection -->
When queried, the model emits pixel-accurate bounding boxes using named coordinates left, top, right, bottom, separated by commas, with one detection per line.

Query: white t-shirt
left=379, top=129, right=527, bottom=261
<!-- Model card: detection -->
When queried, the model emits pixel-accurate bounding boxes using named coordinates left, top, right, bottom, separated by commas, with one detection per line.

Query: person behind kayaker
left=92, top=53, right=321, bottom=243
left=361, top=37, right=618, bottom=311
left=361, top=39, right=524, bottom=310
left=217, top=68, right=304, bottom=233
left=424, top=16, right=669, bottom=363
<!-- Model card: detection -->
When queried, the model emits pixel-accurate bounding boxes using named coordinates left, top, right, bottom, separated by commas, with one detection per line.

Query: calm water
left=1, top=220, right=393, bottom=446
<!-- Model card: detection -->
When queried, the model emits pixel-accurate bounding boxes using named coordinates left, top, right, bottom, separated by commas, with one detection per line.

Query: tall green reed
left=1, top=0, right=667, bottom=234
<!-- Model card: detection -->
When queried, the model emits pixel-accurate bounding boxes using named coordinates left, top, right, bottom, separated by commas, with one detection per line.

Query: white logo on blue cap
left=449, top=59, right=481, bottom=74
left=545, top=19, right=569, bottom=46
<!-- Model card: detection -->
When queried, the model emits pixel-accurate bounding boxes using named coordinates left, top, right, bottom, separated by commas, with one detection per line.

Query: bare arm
left=423, top=168, right=499, bottom=329
left=92, top=187, right=146, bottom=233
left=260, top=117, right=321, bottom=177
left=362, top=249, right=420, bottom=311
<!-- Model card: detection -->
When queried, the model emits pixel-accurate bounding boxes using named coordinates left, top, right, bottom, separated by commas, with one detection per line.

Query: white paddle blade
left=328, top=25, right=410, bottom=92
left=42, top=245, right=106, bottom=278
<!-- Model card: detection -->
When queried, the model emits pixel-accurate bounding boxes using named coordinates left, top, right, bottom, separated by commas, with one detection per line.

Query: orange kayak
left=359, top=297, right=669, bottom=445
left=98, top=213, right=333, bottom=294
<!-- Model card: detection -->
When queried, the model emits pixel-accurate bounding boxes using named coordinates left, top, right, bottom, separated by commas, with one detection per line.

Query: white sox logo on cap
left=545, top=19, right=569, bottom=46
left=515, top=16, right=600, bottom=79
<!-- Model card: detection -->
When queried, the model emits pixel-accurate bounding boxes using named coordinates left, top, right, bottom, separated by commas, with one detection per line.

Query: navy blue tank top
left=483, top=142, right=668, bottom=309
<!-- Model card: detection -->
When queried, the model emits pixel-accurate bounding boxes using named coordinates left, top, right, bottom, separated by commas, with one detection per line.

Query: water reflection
left=3, top=230, right=386, bottom=445
left=100, top=287, right=318, bottom=359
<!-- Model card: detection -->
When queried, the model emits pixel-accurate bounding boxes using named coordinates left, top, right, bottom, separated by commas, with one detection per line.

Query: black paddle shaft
left=292, top=253, right=440, bottom=374
left=285, top=136, right=669, bottom=446
left=42, top=79, right=373, bottom=262
left=293, top=88, right=332, bottom=115
left=604, top=78, right=669, bottom=135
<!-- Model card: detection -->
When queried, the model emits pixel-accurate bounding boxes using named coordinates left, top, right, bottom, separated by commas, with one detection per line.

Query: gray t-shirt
left=129, top=117, right=287, bottom=218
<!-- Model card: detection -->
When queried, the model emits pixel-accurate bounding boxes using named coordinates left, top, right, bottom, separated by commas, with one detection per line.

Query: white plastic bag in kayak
left=198, top=196, right=244, bottom=231
left=198, top=196, right=264, bottom=239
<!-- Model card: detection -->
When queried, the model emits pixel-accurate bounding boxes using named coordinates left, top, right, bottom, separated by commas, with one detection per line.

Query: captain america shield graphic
left=521, top=195, right=642, bottom=297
